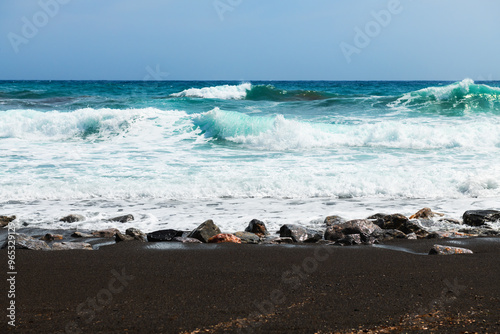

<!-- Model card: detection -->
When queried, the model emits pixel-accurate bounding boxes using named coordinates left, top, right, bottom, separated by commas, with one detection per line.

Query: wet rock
left=109, top=214, right=134, bottom=223
left=324, top=215, right=346, bottom=227
left=126, top=228, right=147, bottom=242
left=264, top=236, right=294, bottom=244
left=367, top=213, right=388, bottom=220
left=40, top=234, right=63, bottom=242
left=373, top=214, right=409, bottom=230
left=371, top=229, right=406, bottom=241
left=244, top=219, right=269, bottom=236
left=324, top=219, right=381, bottom=242
left=52, top=242, right=92, bottom=250
left=115, top=232, right=134, bottom=242
left=234, top=231, right=261, bottom=244
left=3, top=234, right=50, bottom=251
left=173, top=237, right=202, bottom=243
left=147, top=229, right=184, bottom=242
left=59, top=214, right=85, bottom=223
left=463, top=210, right=500, bottom=227
left=429, top=244, right=473, bottom=255
left=71, top=231, right=93, bottom=238
left=279, top=224, right=322, bottom=243
left=207, top=233, right=241, bottom=244
left=406, top=232, right=417, bottom=240
left=458, top=227, right=499, bottom=237
left=0, top=215, right=16, bottom=227
left=409, top=207, right=443, bottom=219
left=188, top=220, right=222, bottom=243
left=427, top=231, right=476, bottom=239
left=401, top=220, right=428, bottom=237
left=92, top=228, right=119, bottom=238
left=335, top=234, right=362, bottom=246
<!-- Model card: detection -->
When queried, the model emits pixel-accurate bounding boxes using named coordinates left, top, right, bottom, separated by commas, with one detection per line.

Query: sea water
left=1, top=79, right=499, bottom=233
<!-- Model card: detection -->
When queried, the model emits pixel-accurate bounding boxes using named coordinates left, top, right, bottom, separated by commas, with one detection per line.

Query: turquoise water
left=1, top=79, right=499, bottom=232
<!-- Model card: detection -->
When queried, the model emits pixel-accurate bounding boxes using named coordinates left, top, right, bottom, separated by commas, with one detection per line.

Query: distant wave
left=192, top=108, right=500, bottom=151
left=390, top=79, right=500, bottom=114
left=170, top=83, right=252, bottom=99
left=171, top=83, right=335, bottom=101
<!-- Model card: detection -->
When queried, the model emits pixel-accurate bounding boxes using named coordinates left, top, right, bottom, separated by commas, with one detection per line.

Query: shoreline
left=3, top=238, right=500, bottom=333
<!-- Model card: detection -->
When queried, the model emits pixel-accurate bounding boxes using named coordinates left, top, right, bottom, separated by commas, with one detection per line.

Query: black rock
left=115, top=232, right=135, bottom=242
left=335, top=234, right=362, bottom=246
left=126, top=228, right=147, bottom=242
left=324, top=215, right=346, bottom=227
left=373, top=214, right=409, bottom=230
left=371, top=229, right=406, bottom=241
left=109, top=214, right=134, bottom=223
left=188, top=220, right=222, bottom=243
left=71, top=231, right=93, bottom=238
left=147, top=229, right=184, bottom=242
left=0, top=215, right=16, bottom=227
left=463, top=210, right=500, bottom=227
left=279, top=224, right=322, bottom=243
left=324, top=219, right=381, bottom=242
left=59, top=214, right=85, bottom=223
left=234, top=231, right=261, bottom=244
left=2, top=234, right=50, bottom=251
left=244, top=219, right=269, bottom=236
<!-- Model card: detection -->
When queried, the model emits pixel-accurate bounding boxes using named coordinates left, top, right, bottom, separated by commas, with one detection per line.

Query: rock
left=52, top=242, right=92, bottom=250
left=207, top=233, right=241, bottom=244
left=173, top=237, right=202, bottom=243
left=92, top=228, right=119, bottom=238
left=372, top=229, right=406, bottom=241
left=429, top=244, right=473, bottom=255
left=458, top=227, right=499, bottom=237
left=234, top=231, right=261, bottom=244
left=40, top=234, right=63, bottom=242
left=188, top=220, right=222, bottom=243
left=244, top=219, right=269, bottom=236
left=463, top=210, right=500, bottom=226
left=324, top=219, right=381, bottom=242
left=279, top=224, right=322, bottom=243
left=126, top=228, right=147, bottom=241
left=324, top=215, right=346, bottom=227
left=406, top=232, right=417, bottom=240
left=108, top=214, right=134, bottom=223
left=115, top=232, right=135, bottom=242
left=373, top=214, right=409, bottom=230
left=71, top=231, right=93, bottom=238
left=4, top=234, right=51, bottom=251
left=401, top=220, right=428, bottom=237
left=427, top=231, right=476, bottom=239
left=147, top=229, right=184, bottom=242
left=59, top=214, right=85, bottom=223
left=409, top=207, right=444, bottom=219
left=367, top=213, right=388, bottom=220
left=336, top=234, right=362, bottom=246
left=0, top=215, right=16, bottom=227
left=116, top=228, right=147, bottom=242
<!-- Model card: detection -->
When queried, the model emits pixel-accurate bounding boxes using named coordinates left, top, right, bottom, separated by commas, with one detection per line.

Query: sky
left=0, top=0, right=499, bottom=81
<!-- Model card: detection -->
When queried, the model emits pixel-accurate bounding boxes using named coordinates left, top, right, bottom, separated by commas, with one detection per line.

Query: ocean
left=1, top=79, right=499, bottom=233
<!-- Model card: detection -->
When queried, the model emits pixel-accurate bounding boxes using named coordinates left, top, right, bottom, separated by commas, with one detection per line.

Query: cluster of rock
left=1, top=208, right=499, bottom=255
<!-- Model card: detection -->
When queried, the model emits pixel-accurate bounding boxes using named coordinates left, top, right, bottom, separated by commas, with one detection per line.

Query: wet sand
left=2, top=238, right=500, bottom=333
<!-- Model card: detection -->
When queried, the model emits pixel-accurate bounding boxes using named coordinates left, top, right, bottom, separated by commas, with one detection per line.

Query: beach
left=3, top=237, right=500, bottom=333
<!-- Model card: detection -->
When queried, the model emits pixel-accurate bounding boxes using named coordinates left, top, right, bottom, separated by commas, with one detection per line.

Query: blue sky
left=0, top=0, right=499, bottom=80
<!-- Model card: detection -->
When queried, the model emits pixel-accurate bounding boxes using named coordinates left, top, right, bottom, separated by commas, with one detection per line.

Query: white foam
left=170, top=83, right=251, bottom=99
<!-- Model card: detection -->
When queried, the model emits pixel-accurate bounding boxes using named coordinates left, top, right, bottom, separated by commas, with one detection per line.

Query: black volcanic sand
left=2, top=238, right=500, bottom=333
